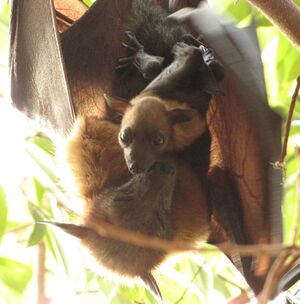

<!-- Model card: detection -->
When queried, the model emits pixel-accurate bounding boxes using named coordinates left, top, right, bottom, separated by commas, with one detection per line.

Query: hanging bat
left=9, top=0, right=282, bottom=298
left=54, top=35, right=222, bottom=299
left=58, top=95, right=211, bottom=299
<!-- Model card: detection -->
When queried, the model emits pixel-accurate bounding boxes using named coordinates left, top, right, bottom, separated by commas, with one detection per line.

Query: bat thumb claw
left=141, top=272, right=163, bottom=303
left=37, top=221, right=90, bottom=239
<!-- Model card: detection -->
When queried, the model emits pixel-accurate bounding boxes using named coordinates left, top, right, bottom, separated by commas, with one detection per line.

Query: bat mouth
left=128, top=162, right=146, bottom=174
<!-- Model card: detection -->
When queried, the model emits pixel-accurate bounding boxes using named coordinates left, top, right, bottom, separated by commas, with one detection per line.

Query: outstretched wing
left=172, top=4, right=282, bottom=292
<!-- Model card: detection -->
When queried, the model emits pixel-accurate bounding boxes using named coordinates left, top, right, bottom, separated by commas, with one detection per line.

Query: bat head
left=104, top=93, right=198, bottom=174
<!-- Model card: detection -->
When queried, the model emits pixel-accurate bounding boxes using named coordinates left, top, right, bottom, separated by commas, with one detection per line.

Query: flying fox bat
left=9, top=0, right=282, bottom=298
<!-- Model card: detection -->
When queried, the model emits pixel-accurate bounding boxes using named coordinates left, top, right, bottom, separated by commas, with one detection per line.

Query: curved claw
left=125, top=31, right=143, bottom=50
left=141, top=272, right=162, bottom=303
left=115, top=62, right=132, bottom=71
left=182, top=34, right=201, bottom=47
left=118, top=56, right=134, bottom=64
left=121, top=42, right=137, bottom=52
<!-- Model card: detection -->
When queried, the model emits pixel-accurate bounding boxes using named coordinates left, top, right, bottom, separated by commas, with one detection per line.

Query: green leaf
left=33, top=178, right=45, bottom=205
left=52, top=230, right=70, bottom=277
left=27, top=202, right=47, bottom=246
left=29, top=134, right=55, bottom=155
left=45, top=231, right=57, bottom=261
left=25, top=140, right=59, bottom=185
left=0, top=186, right=7, bottom=242
left=0, top=257, right=32, bottom=294
left=96, top=276, right=118, bottom=299
left=226, top=1, right=252, bottom=23
left=44, top=228, right=70, bottom=277
left=27, top=223, right=46, bottom=247
left=82, top=0, right=95, bottom=7
left=0, top=2, right=9, bottom=28
left=28, top=202, right=48, bottom=221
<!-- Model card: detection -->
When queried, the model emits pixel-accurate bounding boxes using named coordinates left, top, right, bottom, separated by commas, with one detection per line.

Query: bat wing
left=60, top=0, right=134, bottom=117
left=9, top=0, right=75, bottom=137
left=173, top=5, right=282, bottom=292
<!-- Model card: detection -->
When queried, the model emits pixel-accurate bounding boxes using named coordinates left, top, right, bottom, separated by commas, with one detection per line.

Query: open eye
left=152, top=132, right=165, bottom=146
left=119, top=128, right=132, bottom=146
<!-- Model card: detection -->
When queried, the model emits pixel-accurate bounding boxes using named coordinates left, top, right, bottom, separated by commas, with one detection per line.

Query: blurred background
left=0, top=0, right=299, bottom=303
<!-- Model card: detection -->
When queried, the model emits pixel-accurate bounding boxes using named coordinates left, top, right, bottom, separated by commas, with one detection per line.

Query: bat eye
left=152, top=132, right=165, bottom=146
left=119, top=128, right=132, bottom=146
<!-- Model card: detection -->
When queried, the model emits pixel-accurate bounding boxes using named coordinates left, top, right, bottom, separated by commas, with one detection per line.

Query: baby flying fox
left=50, top=93, right=210, bottom=300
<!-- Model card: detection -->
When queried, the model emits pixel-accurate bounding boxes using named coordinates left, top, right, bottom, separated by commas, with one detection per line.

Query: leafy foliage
left=0, top=0, right=299, bottom=303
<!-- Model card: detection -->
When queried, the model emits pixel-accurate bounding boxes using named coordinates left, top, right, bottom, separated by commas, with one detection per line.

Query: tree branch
left=75, top=213, right=299, bottom=257
left=277, top=76, right=300, bottom=166
left=247, top=0, right=300, bottom=51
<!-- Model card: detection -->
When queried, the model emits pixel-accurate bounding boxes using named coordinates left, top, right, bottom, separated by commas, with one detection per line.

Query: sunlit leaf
left=25, top=140, right=58, bottom=183
left=45, top=230, right=57, bottom=261
left=0, top=186, right=7, bottom=242
left=220, top=1, right=252, bottom=24
left=27, top=223, right=46, bottom=247
left=0, top=257, right=32, bottom=294
left=96, top=276, right=119, bottom=299
left=33, top=177, right=46, bottom=205
left=82, top=0, right=95, bottom=7
left=44, top=227, right=70, bottom=277
left=27, top=202, right=47, bottom=246
left=29, top=134, right=55, bottom=155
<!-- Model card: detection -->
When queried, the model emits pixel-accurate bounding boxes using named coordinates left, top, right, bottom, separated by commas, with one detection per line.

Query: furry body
left=65, top=113, right=210, bottom=279
left=59, top=0, right=220, bottom=295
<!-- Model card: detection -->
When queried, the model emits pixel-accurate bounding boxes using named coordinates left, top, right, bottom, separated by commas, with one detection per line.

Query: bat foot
left=182, top=34, right=204, bottom=47
left=116, top=31, right=164, bottom=80
left=177, top=35, right=225, bottom=82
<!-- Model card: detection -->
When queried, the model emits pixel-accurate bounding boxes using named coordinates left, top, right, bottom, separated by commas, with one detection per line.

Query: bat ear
left=38, top=221, right=90, bottom=239
left=141, top=272, right=162, bottom=303
left=168, top=108, right=198, bottom=124
left=104, top=94, right=130, bottom=114
left=103, top=94, right=131, bottom=123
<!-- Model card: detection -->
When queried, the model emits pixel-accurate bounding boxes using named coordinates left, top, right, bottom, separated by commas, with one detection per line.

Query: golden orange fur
left=65, top=113, right=210, bottom=275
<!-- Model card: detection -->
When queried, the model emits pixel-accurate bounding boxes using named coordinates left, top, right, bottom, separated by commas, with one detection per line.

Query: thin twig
left=53, top=210, right=300, bottom=257
left=37, top=242, right=46, bottom=304
left=257, top=248, right=300, bottom=304
left=258, top=250, right=290, bottom=304
left=174, top=263, right=205, bottom=304
left=228, top=292, right=251, bottom=304
left=277, top=76, right=300, bottom=166
left=292, top=146, right=300, bottom=244
left=279, top=253, right=300, bottom=280
left=55, top=10, right=74, bottom=25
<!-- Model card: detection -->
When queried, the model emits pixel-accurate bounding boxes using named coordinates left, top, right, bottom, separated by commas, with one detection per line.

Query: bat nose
left=129, top=162, right=140, bottom=174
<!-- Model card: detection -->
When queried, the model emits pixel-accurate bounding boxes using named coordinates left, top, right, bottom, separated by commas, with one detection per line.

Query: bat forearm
left=248, top=0, right=300, bottom=51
